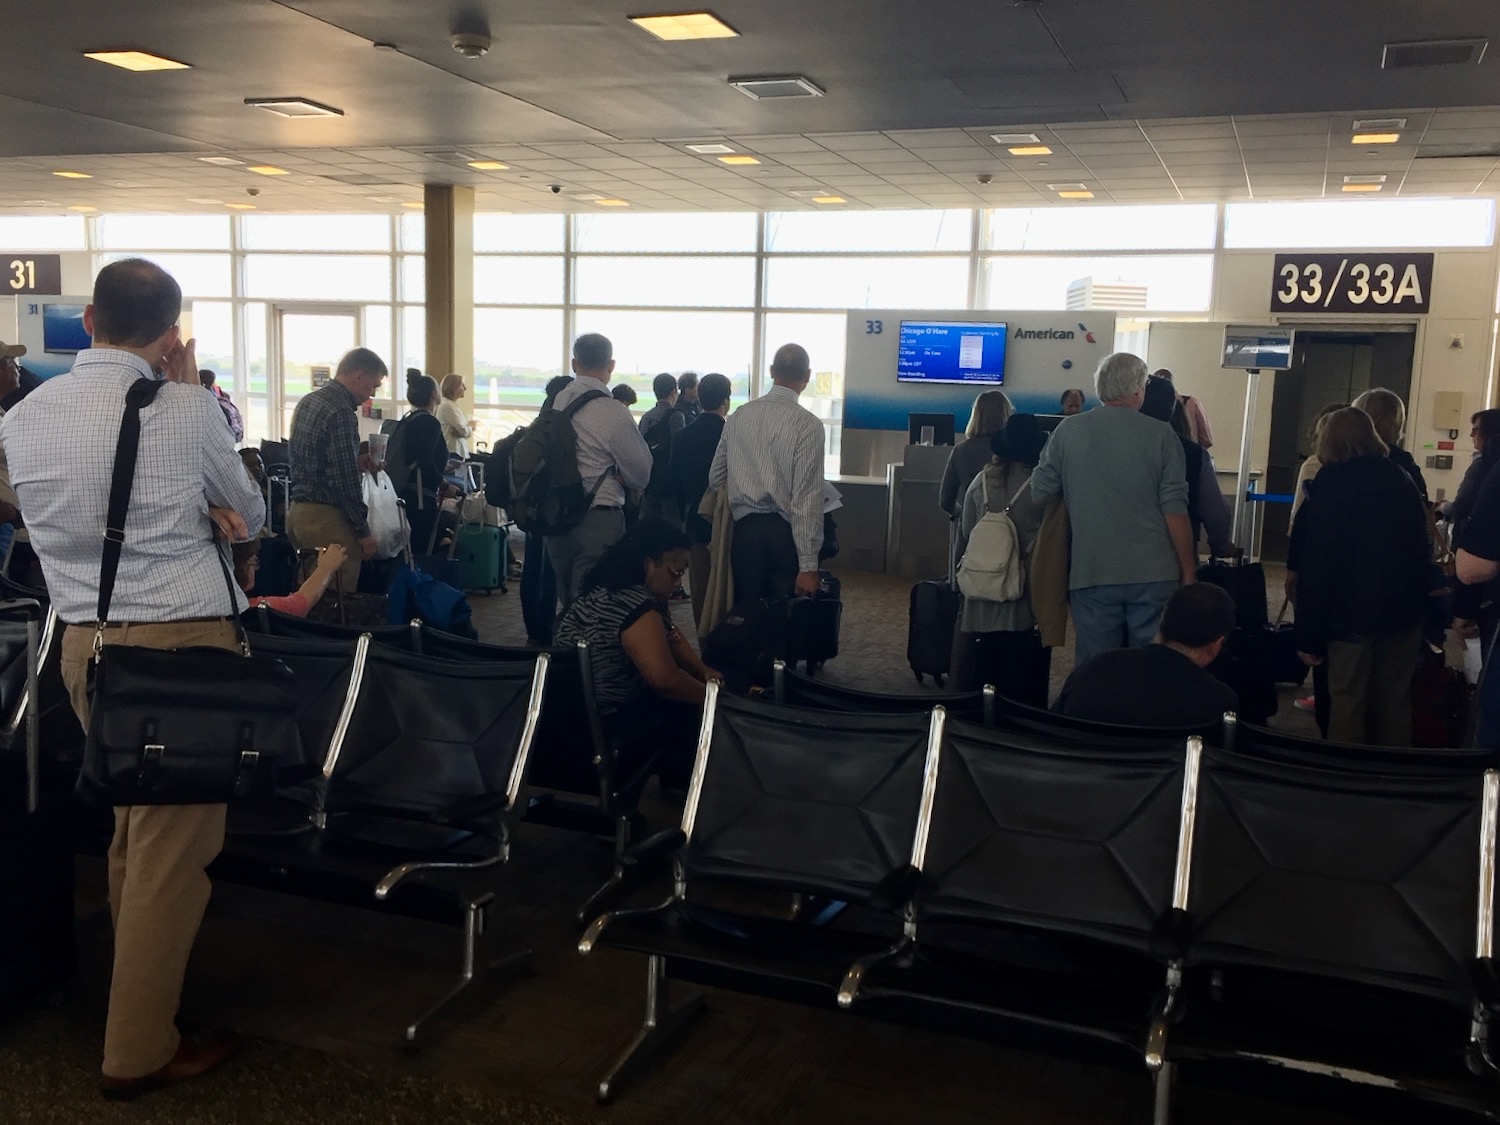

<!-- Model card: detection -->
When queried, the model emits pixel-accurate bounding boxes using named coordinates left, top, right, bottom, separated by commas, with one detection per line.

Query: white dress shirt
left=551, top=375, right=652, bottom=509
left=0, top=348, right=265, bottom=623
left=709, top=385, right=826, bottom=571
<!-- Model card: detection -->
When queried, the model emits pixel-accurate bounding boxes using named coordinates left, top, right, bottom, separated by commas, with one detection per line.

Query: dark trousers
left=605, top=695, right=702, bottom=791
left=519, top=530, right=557, bottom=645
left=973, top=629, right=1052, bottom=709
left=731, top=513, right=798, bottom=603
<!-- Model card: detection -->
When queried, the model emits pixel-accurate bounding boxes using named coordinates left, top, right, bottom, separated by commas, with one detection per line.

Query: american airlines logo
left=1014, top=322, right=1097, bottom=343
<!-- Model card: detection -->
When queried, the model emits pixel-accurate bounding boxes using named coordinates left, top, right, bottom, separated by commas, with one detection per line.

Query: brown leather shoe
left=100, top=1030, right=243, bottom=1099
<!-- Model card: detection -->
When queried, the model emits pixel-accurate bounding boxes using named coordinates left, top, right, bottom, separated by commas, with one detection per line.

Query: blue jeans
left=1069, top=580, right=1178, bottom=668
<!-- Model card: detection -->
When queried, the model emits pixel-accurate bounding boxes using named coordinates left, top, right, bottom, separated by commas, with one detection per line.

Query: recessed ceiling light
left=1343, top=174, right=1388, bottom=184
left=83, top=49, right=190, bottom=72
left=1057, top=190, right=1095, bottom=199
left=366, top=195, right=400, bottom=204
left=991, top=132, right=1041, bottom=145
left=1047, top=182, right=1088, bottom=191
left=572, top=193, right=604, bottom=202
left=789, top=189, right=830, bottom=198
left=1008, top=145, right=1052, bottom=156
left=401, top=201, right=424, bottom=209
left=52, top=171, right=91, bottom=180
left=467, top=160, right=508, bottom=170
left=1342, top=183, right=1382, bottom=192
left=1351, top=132, right=1401, bottom=145
left=247, top=165, right=289, bottom=176
left=198, top=155, right=245, bottom=166
left=686, top=143, right=735, bottom=154
left=22, top=200, right=59, bottom=206
left=244, top=97, right=344, bottom=118
left=596, top=199, right=630, bottom=206
left=728, top=75, right=824, bottom=100
left=186, top=197, right=223, bottom=205
left=226, top=202, right=257, bottom=210
left=628, top=12, right=739, bottom=40
left=717, top=155, right=761, bottom=165
left=811, top=195, right=846, bottom=204
left=68, top=205, right=96, bottom=212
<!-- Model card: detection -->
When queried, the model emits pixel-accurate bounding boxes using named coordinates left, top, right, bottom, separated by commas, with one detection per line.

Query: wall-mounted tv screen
left=897, top=320, right=1007, bottom=386
left=42, top=304, right=91, bottom=354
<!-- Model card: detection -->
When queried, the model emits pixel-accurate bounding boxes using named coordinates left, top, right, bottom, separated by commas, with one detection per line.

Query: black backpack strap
left=97, top=378, right=167, bottom=632
left=560, top=388, right=610, bottom=418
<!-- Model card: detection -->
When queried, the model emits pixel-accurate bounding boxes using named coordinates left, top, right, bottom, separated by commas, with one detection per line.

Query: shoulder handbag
left=956, top=473, right=1025, bottom=603
left=78, top=378, right=309, bottom=806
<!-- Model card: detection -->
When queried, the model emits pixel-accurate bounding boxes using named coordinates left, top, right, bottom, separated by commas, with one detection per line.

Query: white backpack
left=956, top=474, right=1025, bottom=603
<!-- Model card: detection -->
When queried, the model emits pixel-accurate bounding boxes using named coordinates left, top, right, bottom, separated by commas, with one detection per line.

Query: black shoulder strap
left=97, top=378, right=167, bottom=627
left=561, top=388, right=609, bottom=419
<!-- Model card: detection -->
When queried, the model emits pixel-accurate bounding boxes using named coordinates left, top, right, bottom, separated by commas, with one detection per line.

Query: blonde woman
left=437, top=373, right=472, bottom=458
left=1288, top=403, right=1348, bottom=532
left=940, top=390, right=1014, bottom=574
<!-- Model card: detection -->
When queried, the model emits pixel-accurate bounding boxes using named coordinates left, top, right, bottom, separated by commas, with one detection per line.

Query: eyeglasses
left=667, top=564, right=688, bottom=579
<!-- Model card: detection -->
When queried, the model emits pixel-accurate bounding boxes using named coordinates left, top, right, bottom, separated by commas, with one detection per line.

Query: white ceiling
left=2, top=0, right=1499, bottom=214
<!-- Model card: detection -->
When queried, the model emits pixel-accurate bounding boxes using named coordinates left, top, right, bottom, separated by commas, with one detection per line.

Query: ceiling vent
left=728, top=75, right=824, bottom=100
left=1414, top=144, right=1500, bottom=160
left=1343, top=174, right=1388, bottom=185
left=1046, top=182, right=1088, bottom=192
left=322, top=174, right=403, bottom=186
left=991, top=132, right=1041, bottom=145
left=1352, top=117, right=1407, bottom=132
left=1381, top=38, right=1487, bottom=68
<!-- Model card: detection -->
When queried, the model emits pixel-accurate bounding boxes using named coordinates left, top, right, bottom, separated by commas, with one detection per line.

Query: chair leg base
left=577, top=869, right=626, bottom=927
left=404, top=946, right=533, bottom=1047
left=1152, top=1059, right=1175, bottom=1125
left=596, top=993, right=706, bottom=1105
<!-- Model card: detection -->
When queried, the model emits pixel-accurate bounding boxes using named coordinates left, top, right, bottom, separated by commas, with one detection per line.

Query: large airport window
left=765, top=255, right=970, bottom=309
left=191, top=301, right=235, bottom=390
left=399, top=213, right=425, bottom=252
left=363, top=305, right=394, bottom=374
left=98, top=251, right=233, bottom=299
left=573, top=255, right=756, bottom=308
left=243, top=254, right=392, bottom=302
left=399, top=255, right=424, bottom=303
left=242, top=302, right=270, bottom=446
left=472, top=307, right=566, bottom=444
left=401, top=305, right=426, bottom=379
left=573, top=309, right=754, bottom=403
left=986, top=204, right=1217, bottom=252
left=474, top=256, right=566, bottom=305
left=573, top=212, right=757, bottom=254
left=764, top=209, right=971, bottom=253
left=474, top=213, right=565, bottom=253
left=97, top=214, right=231, bottom=251
left=0, top=215, right=87, bottom=251
left=240, top=214, right=392, bottom=252
left=1223, top=199, right=1496, bottom=249
left=983, top=254, right=1214, bottom=312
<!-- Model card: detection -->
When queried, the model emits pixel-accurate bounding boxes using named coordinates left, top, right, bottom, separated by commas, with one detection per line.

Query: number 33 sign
left=1271, top=252, right=1432, bottom=314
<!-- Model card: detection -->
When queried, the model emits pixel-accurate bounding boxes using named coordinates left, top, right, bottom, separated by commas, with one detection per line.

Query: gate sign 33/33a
left=1271, top=252, right=1432, bottom=314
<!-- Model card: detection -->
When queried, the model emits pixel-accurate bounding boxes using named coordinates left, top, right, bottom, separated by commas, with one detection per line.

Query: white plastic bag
left=362, top=471, right=407, bottom=559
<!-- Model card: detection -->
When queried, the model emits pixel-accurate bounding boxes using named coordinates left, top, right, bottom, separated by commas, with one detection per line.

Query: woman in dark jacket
left=1288, top=408, right=1435, bottom=746
left=388, top=371, right=455, bottom=554
left=1141, top=376, right=1234, bottom=557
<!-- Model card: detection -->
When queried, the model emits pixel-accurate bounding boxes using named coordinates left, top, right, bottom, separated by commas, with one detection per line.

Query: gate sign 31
left=1271, top=252, right=1433, bottom=314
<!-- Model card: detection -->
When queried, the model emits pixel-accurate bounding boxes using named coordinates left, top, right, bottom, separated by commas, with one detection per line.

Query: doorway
left=270, top=305, right=362, bottom=440
left=1259, top=328, right=1416, bottom=561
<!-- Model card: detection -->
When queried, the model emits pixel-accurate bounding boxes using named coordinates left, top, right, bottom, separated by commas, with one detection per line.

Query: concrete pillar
left=422, top=183, right=474, bottom=378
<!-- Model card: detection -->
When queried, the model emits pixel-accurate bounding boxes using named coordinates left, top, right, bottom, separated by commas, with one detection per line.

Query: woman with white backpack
left=953, top=414, right=1057, bottom=705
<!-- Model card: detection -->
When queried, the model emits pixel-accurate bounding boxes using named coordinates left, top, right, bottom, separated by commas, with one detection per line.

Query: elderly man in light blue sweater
left=1031, top=351, right=1197, bottom=666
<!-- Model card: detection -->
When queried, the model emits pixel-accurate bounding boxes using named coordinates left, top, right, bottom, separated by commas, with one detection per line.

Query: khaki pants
left=1325, top=623, right=1423, bottom=747
left=62, top=619, right=240, bottom=1079
left=286, top=501, right=363, bottom=590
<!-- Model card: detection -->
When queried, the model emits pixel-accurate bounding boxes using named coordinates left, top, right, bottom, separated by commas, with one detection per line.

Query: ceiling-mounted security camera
left=451, top=30, right=491, bottom=57
left=246, top=186, right=261, bottom=197
left=976, top=173, right=993, bottom=185
left=549, top=184, right=562, bottom=194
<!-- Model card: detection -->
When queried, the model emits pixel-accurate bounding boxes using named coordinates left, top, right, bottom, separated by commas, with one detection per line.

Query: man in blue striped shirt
left=709, top=344, right=825, bottom=600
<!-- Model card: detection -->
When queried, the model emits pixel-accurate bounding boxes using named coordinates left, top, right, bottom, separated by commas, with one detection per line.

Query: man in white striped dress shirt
left=708, top=343, right=825, bottom=600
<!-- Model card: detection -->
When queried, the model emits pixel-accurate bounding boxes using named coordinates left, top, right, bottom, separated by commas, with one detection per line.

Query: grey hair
left=1094, top=352, right=1148, bottom=403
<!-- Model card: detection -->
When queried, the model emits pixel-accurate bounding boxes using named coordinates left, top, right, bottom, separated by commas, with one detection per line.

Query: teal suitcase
left=457, top=523, right=504, bottom=593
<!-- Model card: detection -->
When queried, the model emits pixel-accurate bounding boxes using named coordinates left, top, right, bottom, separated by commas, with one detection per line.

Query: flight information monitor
left=897, top=320, right=1008, bottom=385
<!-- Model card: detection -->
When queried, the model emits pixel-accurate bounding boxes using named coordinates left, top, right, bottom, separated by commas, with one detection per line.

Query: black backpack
left=643, top=415, right=674, bottom=498
left=507, top=389, right=609, bottom=535
left=383, top=412, right=417, bottom=495
left=484, top=426, right=526, bottom=509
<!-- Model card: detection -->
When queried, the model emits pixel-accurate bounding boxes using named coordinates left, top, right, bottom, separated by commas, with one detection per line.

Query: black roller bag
left=704, top=597, right=811, bottom=695
left=907, top=578, right=961, bottom=686
left=790, top=571, right=842, bottom=674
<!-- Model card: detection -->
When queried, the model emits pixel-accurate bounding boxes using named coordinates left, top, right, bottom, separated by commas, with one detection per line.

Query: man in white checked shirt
left=708, top=343, right=825, bottom=600
left=1, top=259, right=264, bottom=1096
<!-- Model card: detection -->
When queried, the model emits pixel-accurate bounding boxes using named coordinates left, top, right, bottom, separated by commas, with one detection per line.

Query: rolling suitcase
left=457, top=523, right=505, bottom=593
left=1197, top=557, right=1269, bottom=632
left=908, top=577, right=961, bottom=686
left=791, top=571, right=842, bottom=674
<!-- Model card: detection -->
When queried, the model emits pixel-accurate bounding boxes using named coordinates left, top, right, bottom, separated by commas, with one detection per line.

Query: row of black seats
left=578, top=666, right=1500, bottom=1122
